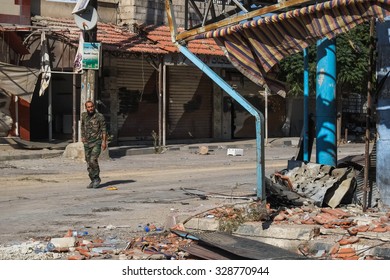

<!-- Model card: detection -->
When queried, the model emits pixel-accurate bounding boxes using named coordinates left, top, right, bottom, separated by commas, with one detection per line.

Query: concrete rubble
left=185, top=203, right=390, bottom=260
left=1, top=202, right=389, bottom=260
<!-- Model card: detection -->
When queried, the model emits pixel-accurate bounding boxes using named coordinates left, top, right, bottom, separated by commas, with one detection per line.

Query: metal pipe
left=72, top=73, right=77, bottom=143
left=202, top=0, right=213, bottom=27
left=48, top=79, right=52, bottom=141
left=232, top=0, right=249, bottom=13
left=265, top=87, right=268, bottom=145
left=316, top=38, right=337, bottom=166
left=49, top=70, right=84, bottom=75
left=163, top=64, right=167, bottom=147
left=14, top=96, right=19, bottom=136
left=166, top=0, right=264, bottom=198
left=303, top=48, right=309, bottom=162
left=178, top=45, right=265, bottom=199
left=158, top=58, right=163, bottom=147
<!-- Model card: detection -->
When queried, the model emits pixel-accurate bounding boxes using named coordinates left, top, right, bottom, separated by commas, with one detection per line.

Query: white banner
left=73, top=32, right=84, bottom=73
left=39, top=31, right=51, bottom=96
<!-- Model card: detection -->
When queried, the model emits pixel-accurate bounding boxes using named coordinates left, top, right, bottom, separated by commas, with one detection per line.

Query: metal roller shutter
left=167, top=66, right=213, bottom=139
left=116, top=58, right=158, bottom=139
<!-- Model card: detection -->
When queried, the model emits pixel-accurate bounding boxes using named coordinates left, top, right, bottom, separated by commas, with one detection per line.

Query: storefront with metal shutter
left=167, top=66, right=213, bottom=139
left=116, top=57, right=159, bottom=140
left=222, top=69, right=286, bottom=139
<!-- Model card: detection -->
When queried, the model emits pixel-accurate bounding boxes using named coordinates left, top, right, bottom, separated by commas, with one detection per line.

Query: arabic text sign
left=82, top=42, right=101, bottom=70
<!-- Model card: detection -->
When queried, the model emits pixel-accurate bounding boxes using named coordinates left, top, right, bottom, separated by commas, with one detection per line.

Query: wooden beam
left=176, top=0, right=314, bottom=42
left=165, top=0, right=177, bottom=42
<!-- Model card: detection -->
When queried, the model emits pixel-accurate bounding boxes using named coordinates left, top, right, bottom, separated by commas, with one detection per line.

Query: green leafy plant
left=278, top=22, right=373, bottom=98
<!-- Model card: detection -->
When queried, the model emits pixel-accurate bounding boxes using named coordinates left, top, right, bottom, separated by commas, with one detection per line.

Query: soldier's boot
left=86, top=181, right=94, bottom=189
left=92, top=178, right=101, bottom=189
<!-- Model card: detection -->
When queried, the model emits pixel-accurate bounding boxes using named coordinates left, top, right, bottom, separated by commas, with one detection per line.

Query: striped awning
left=192, top=0, right=390, bottom=93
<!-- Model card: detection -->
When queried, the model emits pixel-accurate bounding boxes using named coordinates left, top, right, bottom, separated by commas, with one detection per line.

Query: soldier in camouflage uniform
left=81, top=100, right=107, bottom=189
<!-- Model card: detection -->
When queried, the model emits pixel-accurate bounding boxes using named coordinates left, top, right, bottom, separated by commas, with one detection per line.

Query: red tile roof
left=145, top=25, right=224, bottom=56
left=28, top=16, right=224, bottom=56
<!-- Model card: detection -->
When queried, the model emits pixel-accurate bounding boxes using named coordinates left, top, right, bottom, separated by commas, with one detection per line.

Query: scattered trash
left=45, top=242, right=55, bottom=252
left=165, top=214, right=178, bottom=229
left=91, top=247, right=115, bottom=254
left=106, top=224, right=116, bottom=230
left=71, top=230, right=88, bottom=237
left=227, top=148, right=244, bottom=156
left=106, top=187, right=118, bottom=191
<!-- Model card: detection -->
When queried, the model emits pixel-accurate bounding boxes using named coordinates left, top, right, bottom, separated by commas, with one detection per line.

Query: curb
left=0, top=151, right=64, bottom=161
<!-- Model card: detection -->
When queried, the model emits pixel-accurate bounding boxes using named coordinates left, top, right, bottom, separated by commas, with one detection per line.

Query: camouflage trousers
left=84, top=141, right=102, bottom=181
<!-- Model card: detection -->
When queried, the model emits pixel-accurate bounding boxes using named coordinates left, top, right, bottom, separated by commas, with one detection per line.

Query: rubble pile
left=0, top=225, right=195, bottom=260
left=196, top=204, right=390, bottom=260
left=65, top=231, right=193, bottom=260
left=1, top=203, right=389, bottom=260
left=269, top=163, right=357, bottom=208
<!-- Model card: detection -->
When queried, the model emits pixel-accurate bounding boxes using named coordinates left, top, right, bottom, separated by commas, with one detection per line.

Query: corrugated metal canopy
left=188, top=0, right=390, bottom=91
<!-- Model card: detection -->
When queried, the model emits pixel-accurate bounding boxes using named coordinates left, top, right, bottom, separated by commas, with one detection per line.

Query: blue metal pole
left=178, top=45, right=265, bottom=200
left=303, top=48, right=309, bottom=162
left=316, top=38, right=337, bottom=166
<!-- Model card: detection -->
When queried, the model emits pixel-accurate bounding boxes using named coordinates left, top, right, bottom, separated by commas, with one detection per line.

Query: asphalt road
left=0, top=143, right=365, bottom=245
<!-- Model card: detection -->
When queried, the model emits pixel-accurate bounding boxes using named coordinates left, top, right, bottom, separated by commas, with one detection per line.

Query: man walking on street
left=81, top=100, right=107, bottom=189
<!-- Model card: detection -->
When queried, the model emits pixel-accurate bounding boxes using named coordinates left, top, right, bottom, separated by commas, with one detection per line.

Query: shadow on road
left=97, top=180, right=136, bottom=188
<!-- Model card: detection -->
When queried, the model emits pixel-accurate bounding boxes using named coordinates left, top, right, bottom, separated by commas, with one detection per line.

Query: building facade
left=1, top=0, right=286, bottom=143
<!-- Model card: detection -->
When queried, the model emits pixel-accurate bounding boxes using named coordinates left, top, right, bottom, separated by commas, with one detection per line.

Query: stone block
left=184, top=217, right=219, bottom=231
left=63, top=142, right=85, bottom=161
left=49, top=237, right=76, bottom=249
left=235, top=222, right=318, bottom=240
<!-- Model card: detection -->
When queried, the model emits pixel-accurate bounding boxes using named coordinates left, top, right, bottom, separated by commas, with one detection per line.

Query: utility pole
left=73, top=0, right=99, bottom=141
left=82, top=0, right=98, bottom=109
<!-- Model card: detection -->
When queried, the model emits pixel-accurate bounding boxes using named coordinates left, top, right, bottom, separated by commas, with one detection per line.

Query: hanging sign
left=82, top=42, right=101, bottom=70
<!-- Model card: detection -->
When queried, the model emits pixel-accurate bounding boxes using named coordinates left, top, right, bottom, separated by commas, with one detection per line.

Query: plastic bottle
left=45, top=242, right=55, bottom=252
left=72, top=230, right=88, bottom=237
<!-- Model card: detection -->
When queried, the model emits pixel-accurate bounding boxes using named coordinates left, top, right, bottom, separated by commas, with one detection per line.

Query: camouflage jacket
left=81, top=111, right=107, bottom=144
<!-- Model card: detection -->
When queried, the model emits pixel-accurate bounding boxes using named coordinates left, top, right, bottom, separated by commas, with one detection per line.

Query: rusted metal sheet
left=180, top=243, right=245, bottom=260
left=187, top=231, right=306, bottom=260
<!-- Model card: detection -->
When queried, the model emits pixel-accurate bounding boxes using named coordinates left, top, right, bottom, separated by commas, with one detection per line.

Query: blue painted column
left=316, top=38, right=337, bottom=166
